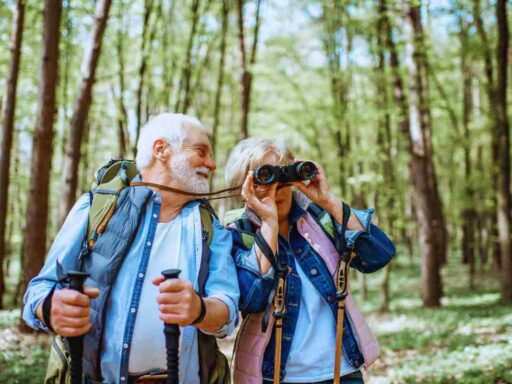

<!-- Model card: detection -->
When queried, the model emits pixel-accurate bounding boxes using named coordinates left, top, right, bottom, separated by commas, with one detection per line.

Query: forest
left=0, top=0, right=511, bottom=383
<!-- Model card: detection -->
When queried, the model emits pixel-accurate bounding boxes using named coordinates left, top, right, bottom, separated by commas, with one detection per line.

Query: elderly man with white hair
left=23, top=113, right=239, bottom=384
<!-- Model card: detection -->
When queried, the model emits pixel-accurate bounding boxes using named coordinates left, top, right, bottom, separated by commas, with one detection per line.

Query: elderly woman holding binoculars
left=224, top=138, right=395, bottom=384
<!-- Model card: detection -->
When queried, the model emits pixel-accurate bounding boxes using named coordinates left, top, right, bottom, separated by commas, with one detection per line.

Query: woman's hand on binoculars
left=242, top=171, right=279, bottom=224
left=49, top=286, right=99, bottom=337
left=291, top=163, right=336, bottom=211
left=153, top=276, right=202, bottom=326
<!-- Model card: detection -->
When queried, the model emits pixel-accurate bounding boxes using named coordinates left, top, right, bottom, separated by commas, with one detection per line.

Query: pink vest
left=232, top=203, right=380, bottom=383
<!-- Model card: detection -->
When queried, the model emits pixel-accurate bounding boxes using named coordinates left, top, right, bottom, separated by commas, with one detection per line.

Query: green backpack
left=44, top=159, right=226, bottom=384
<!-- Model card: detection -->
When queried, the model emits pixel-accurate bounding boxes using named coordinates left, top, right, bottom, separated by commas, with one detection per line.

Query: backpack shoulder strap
left=87, top=160, right=138, bottom=249
left=197, top=203, right=216, bottom=295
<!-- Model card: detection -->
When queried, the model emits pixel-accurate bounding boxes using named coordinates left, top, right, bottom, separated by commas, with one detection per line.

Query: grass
left=1, top=249, right=511, bottom=383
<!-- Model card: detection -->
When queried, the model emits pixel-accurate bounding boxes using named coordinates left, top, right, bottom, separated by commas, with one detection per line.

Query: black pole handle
left=161, top=269, right=181, bottom=384
left=66, top=271, right=90, bottom=384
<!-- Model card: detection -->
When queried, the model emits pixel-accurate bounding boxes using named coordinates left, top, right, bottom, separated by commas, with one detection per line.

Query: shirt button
left=131, top=308, right=136, bottom=313
left=310, top=268, right=318, bottom=276
left=354, top=359, right=361, bottom=367
left=121, top=377, right=126, bottom=381
left=123, top=343, right=128, bottom=349
left=328, top=295, right=335, bottom=303
left=153, top=213, right=158, bottom=218
left=295, top=248, right=302, bottom=255
left=146, top=241, right=152, bottom=247
left=138, top=273, right=144, bottom=278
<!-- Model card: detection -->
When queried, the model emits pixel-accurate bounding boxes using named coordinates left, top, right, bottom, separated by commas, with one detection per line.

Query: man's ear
left=153, top=139, right=171, bottom=163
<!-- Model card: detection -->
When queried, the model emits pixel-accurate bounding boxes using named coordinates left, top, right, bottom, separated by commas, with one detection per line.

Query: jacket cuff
left=335, top=207, right=375, bottom=248
left=200, top=292, right=239, bottom=338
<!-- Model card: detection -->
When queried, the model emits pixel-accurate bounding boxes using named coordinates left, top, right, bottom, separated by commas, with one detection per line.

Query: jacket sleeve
left=22, top=193, right=90, bottom=331
left=202, top=217, right=240, bottom=338
left=335, top=207, right=396, bottom=274
left=227, top=225, right=276, bottom=314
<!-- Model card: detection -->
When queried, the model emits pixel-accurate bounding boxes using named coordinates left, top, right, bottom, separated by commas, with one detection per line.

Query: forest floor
left=1, top=251, right=511, bottom=384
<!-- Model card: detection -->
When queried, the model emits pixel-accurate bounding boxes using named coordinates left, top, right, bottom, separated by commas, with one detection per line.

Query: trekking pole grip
left=161, top=269, right=181, bottom=384
left=66, top=271, right=90, bottom=384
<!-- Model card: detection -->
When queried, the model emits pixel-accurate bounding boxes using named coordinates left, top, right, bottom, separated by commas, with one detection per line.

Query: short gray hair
left=225, top=137, right=294, bottom=189
left=135, top=113, right=203, bottom=171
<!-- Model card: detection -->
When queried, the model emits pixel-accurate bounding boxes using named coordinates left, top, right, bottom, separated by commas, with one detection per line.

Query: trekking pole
left=332, top=254, right=355, bottom=384
left=333, top=203, right=354, bottom=384
left=66, top=271, right=90, bottom=384
left=273, top=266, right=290, bottom=383
left=161, top=269, right=181, bottom=384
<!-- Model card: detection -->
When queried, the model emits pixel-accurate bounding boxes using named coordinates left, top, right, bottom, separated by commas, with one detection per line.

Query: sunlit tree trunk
left=0, top=0, right=25, bottom=309
left=59, top=0, right=112, bottom=225
left=20, top=0, right=62, bottom=331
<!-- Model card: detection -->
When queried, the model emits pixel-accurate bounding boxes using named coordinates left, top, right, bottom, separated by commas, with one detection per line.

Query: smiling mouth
left=197, top=172, right=209, bottom=179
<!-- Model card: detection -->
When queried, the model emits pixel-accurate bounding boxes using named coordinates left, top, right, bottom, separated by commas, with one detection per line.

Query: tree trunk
left=376, top=0, right=395, bottom=312
left=178, top=0, right=202, bottom=114
left=115, top=4, right=129, bottom=158
left=404, top=1, right=446, bottom=307
left=472, top=0, right=501, bottom=271
left=59, top=0, right=112, bottom=225
left=496, top=0, right=511, bottom=301
left=159, top=0, right=177, bottom=109
left=237, top=0, right=262, bottom=140
left=134, top=0, right=154, bottom=156
left=19, top=0, right=62, bottom=332
left=458, top=17, right=476, bottom=288
left=0, top=0, right=25, bottom=309
left=211, top=0, right=229, bottom=168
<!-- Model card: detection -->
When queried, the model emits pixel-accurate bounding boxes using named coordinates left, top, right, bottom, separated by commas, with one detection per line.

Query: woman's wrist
left=318, top=193, right=340, bottom=214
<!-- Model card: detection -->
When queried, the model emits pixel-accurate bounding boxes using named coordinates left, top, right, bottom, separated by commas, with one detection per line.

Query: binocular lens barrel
left=253, top=161, right=317, bottom=185
left=297, top=161, right=317, bottom=179
left=254, top=164, right=276, bottom=185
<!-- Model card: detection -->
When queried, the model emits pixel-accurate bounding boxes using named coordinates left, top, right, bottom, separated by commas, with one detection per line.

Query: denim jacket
left=228, top=195, right=395, bottom=380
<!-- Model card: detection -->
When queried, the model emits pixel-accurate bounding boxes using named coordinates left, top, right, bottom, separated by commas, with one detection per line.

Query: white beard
left=170, top=153, right=210, bottom=194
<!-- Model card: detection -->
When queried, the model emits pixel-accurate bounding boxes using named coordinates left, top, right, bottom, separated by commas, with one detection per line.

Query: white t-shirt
left=278, top=261, right=356, bottom=382
left=128, top=217, right=189, bottom=374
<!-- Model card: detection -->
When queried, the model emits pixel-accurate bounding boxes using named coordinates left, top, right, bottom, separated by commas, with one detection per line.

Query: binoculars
left=253, top=161, right=317, bottom=185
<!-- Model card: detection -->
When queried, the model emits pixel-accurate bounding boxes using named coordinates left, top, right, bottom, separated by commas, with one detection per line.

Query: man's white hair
left=225, top=137, right=294, bottom=189
left=135, top=113, right=203, bottom=171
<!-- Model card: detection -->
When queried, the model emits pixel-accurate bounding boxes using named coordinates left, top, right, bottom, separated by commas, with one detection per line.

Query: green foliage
left=0, top=310, right=49, bottom=384
left=349, top=253, right=512, bottom=383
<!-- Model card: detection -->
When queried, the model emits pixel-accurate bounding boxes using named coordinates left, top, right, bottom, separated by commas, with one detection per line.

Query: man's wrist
left=190, top=293, right=207, bottom=326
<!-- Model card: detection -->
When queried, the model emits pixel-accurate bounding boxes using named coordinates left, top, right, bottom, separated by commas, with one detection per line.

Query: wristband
left=190, top=293, right=207, bottom=325
left=42, top=285, right=57, bottom=332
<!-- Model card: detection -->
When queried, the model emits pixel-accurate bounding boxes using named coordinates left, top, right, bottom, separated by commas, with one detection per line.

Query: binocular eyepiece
left=253, top=161, right=317, bottom=185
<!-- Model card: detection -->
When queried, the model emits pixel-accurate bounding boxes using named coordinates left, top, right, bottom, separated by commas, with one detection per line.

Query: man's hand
left=47, top=287, right=99, bottom=337
left=153, top=276, right=202, bottom=326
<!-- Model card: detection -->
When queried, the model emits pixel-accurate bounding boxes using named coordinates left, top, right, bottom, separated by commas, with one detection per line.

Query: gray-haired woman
left=224, top=138, right=395, bottom=384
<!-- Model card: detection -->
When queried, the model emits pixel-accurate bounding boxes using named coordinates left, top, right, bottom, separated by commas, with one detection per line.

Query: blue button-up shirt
left=23, top=192, right=239, bottom=384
